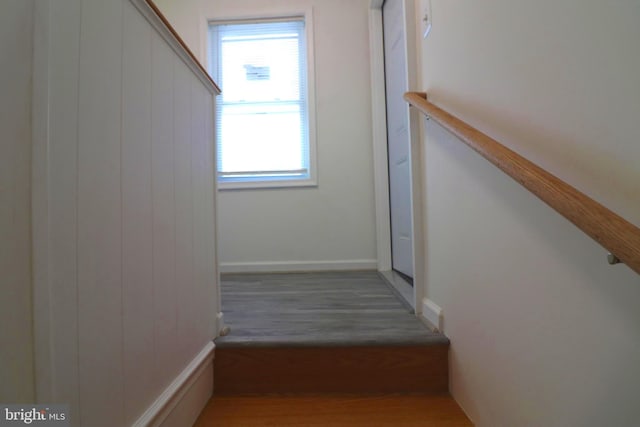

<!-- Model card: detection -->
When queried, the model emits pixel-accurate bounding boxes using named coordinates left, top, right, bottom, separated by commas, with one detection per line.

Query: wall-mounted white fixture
left=422, top=0, right=432, bottom=38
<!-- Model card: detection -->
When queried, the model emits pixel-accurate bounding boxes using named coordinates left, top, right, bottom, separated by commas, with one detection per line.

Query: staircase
left=194, top=272, right=470, bottom=425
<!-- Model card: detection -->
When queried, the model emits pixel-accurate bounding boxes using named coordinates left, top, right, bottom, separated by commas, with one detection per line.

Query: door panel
left=383, top=0, right=413, bottom=279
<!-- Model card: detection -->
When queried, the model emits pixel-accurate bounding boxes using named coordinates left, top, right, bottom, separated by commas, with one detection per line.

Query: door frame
left=369, top=0, right=425, bottom=315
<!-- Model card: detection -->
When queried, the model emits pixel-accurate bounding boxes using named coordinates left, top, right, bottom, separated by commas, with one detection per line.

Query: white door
left=383, top=0, right=413, bottom=279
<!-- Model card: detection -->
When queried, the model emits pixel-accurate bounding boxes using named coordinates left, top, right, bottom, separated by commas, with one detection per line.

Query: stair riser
left=214, top=345, right=448, bottom=394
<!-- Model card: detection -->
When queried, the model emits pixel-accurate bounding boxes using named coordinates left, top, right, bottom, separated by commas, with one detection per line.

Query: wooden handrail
left=144, top=0, right=221, bottom=93
left=405, top=91, right=640, bottom=275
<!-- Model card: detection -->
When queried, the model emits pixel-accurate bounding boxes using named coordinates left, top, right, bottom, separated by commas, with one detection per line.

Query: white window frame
left=208, top=10, right=317, bottom=190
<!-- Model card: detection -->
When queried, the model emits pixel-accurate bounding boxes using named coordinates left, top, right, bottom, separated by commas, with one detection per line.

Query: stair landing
left=214, top=272, right=449, bottom=395
left=216, top=271, right=446, bottom=347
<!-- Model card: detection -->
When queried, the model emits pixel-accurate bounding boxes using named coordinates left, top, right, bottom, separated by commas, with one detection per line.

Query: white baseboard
left=220, top=259, right=378, bottom=273
left=421, top=298, right=443, bottom=332
left=133, top=342, right=215, bottom=427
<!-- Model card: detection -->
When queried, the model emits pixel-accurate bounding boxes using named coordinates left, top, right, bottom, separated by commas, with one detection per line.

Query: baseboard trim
left=132, top=341, right=215, bottom=427
left=219, top=260, right=378, bottom=273
left=421, top=298, right=443, bottom=332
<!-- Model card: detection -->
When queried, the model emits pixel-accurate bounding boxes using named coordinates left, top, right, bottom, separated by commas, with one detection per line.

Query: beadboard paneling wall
left=32, top=1, right=219, bottom=425
left=0, top=0, right=35, bottom=403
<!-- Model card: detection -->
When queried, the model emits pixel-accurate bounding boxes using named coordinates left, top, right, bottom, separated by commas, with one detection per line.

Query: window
left=208, top=17, right=316, bottom=189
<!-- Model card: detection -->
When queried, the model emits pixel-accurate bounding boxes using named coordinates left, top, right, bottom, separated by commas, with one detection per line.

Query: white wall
left=419, top=1, right=640, bottom=426
left=32, top=1, right=219, bottom=425
left=156, top=0, right=378, bottom=272
left=0, top=0, right=35, bottom=403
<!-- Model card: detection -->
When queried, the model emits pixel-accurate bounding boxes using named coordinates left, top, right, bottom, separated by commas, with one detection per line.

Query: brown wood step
left=213, top=343, right=449, bottom=395
left=194, top=394, right=472, bottom=426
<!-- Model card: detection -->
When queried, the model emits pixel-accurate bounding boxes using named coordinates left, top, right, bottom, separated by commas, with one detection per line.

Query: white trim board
left=220, top=260, right=378, bottom=274
left=403, top=0, right=426, bottom=316
left=369, top=0, right=425, bottom=315
left=133, top=342, right=215, bottom=427
left=368, top=2, right=392, bottom=272
left=421, top=298, right=443, bottom=332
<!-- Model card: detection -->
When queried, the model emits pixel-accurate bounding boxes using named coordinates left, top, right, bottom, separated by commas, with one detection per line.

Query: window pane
left=221, top=36, right=300, bottom=103
left=219, top=103, right=304, bottom=173
left=209, top=19, right=311, bottom=185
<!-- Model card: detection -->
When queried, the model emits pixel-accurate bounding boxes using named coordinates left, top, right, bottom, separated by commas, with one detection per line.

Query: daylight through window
left=209, top=18, right=314, bottom=188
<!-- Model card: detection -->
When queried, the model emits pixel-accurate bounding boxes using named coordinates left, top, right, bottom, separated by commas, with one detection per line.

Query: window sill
left=218, top=177, right=317, bottom=191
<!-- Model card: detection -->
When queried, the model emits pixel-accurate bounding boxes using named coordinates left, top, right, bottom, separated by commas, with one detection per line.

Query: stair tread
left=195, top=394, right=472, bottom=426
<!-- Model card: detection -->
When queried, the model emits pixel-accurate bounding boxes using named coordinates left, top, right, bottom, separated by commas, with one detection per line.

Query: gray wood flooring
left=215, top=271, right=447, bottom=347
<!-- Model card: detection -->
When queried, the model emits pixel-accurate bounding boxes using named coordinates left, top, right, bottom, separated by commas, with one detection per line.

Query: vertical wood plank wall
left=37, top=0, right=219, bottom=425
left=0, top=0, right=35, bottom=403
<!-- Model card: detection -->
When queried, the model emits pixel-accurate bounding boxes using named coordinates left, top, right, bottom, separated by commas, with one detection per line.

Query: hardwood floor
left=194, top=394, right=472, bottom=426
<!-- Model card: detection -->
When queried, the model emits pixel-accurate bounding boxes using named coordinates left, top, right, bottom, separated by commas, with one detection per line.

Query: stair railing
left=405, top=91, right=640, bottom=275
left=143, top=0, right=220, bottom=93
